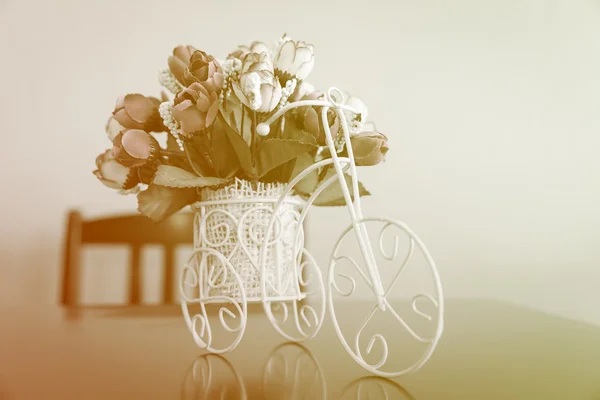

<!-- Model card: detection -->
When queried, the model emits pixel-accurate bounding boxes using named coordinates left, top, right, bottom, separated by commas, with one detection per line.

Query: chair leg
left=129, top=245, right=141, bottom=305
left=163, top=245, right=174, bottom=304
left=61, top=211, right=82, bottom=308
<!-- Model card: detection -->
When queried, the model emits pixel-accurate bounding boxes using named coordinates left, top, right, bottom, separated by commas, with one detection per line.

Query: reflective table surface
left=2, top=299, right=600, bottom=399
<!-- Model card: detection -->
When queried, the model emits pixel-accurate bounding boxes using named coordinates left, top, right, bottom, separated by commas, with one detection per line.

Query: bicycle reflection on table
left=181, top=342, right=415, bottom=400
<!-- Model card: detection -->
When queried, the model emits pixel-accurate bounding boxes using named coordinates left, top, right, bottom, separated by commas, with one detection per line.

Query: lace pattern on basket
left=192, top=178, right=304, bottom=301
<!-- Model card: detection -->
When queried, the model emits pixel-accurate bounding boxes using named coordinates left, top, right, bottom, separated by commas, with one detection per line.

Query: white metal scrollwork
left=328, top=218, right=443, bottom=377
left=180, top=249, right=247, bottom=353
left=180, top=86, right=444, bottom=378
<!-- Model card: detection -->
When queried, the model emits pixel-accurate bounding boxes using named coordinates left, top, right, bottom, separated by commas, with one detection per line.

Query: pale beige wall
left=1, top=0, right=599, bottom=324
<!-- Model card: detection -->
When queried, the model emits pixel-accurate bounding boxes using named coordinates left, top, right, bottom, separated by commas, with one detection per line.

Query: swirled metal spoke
left=180, top=248, right=247, bottom=354
left=328, top=218, right=444, bottom=377
left=263, top=249, right=325, bottom=342
left=382, top=237, right=414, bottom=297
left=412, top=294, right=438, bottom=321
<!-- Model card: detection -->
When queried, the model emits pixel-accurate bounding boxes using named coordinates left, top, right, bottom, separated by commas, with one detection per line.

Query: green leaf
left=219, top=97, right=253, bottom=146
left=257, top=130, right=318, bottom=177
left=313, top=168, right=371, bottom=206
left=278, top=158, right=298, bottom=183
left=153, top=165, right=230, bottom=188
left=210, top=118, right=239, bottom=178
left=260, top=159, right=287, bottom=183
left=284, top=123, right=318, bottom=143
left=222, top=116, right=257, bottom=178
left=137, top=184, right=197, bottom=222
left=165, top=153, right=195, bottom=173
left=290, top=152, right=319, bottom=195
left=187, top=135, right=216, bottom=177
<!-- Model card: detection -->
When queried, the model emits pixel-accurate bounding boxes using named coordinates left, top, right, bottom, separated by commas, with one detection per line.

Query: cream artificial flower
left=105, top=115, right=125, bottom=141
left=93, top=150, right=136, bottom=190
left=345, top=96, right=369, bottom=125
left=232, top=52, right=282, bottom=113
left=274, top=37, right=315, bottom=80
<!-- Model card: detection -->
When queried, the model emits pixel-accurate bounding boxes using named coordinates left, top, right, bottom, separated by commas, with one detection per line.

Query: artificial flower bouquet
left=93, top=34, right=389, bottom=222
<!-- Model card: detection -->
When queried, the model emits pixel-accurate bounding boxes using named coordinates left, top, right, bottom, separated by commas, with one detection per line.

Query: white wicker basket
left=191, top=178, right=306, bottom=302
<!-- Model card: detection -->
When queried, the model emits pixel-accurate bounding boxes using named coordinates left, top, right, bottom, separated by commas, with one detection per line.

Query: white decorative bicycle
left=179, top=87, right=444, bottom=377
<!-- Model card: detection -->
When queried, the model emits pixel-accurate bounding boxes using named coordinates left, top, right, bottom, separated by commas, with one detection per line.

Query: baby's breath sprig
left=219, top=58, right=242, bottom=104
left=158, top=69, right=183, bottom=95
left=277, top=78, right=297, bottom=110
left=158, top=101, right=184, bottom=151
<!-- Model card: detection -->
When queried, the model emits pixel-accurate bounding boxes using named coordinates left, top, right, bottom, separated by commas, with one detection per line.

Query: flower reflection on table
left=181, top=342, right=415, bottom=399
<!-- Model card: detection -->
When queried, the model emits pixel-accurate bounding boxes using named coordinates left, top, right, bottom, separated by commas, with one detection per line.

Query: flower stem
left=241, top=106, right=246, bottom=143
left=279, top=115, right=286, bottom=139
left=160, top=150, right=185, bottom=158
left=318, top=164, right=331, bottom=181
left=251, top=110, right=258, bottom=162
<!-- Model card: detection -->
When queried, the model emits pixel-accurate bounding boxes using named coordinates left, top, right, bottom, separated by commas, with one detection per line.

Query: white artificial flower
left=250, top=41, right=271, bottom=58
left=274, top=38, right=315, bottom=80
left=243, top=72, right=263, bottom=110
left=232, top=52, right=282, bottom=113
left=345, top=96, right=369, bottom=123
left=94, top=150, right=132, bottom=190
left=289, top=81, right=315, bottom=103
left=105, top=115, right=125, bottom=141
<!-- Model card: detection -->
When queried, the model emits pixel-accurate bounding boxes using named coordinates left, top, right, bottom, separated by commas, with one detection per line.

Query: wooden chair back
left=61, top=210, right=194, bottom=307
